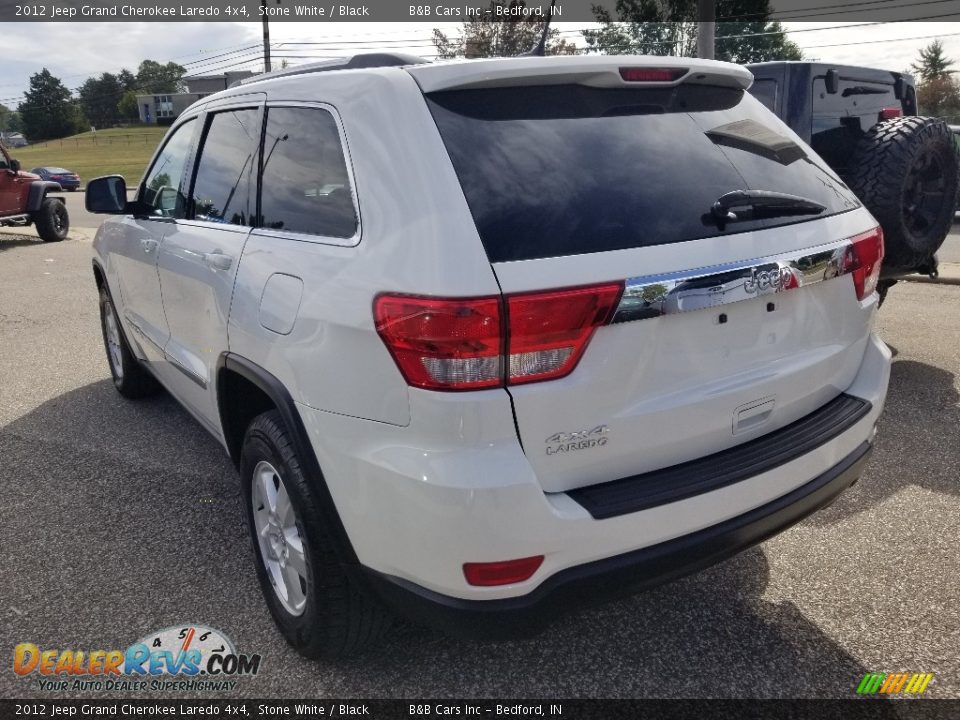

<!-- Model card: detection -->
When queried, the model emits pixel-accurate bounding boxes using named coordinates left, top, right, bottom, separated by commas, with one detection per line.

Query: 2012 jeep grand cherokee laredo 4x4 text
left=85, top=54, right=891, bottom=658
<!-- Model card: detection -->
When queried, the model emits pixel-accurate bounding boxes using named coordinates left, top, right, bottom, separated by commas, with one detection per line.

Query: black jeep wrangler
left=748, top=62, right=958, bottom=299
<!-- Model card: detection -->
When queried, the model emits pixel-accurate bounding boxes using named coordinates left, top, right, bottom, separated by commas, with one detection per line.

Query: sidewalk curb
left=900, top=263, right=960, bottom=287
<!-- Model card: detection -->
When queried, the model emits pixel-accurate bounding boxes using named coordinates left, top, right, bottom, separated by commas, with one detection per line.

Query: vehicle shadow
left=0, top=233, right=42, bottom=252
left=805, top=358, right=959, bottom=527
left=0, top=381, right=895, bottom=701
left=349, top=549, right=895, bottom=700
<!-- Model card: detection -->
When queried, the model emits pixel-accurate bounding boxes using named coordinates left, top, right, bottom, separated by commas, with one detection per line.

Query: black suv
left=748, top=62, right=958, bottom=296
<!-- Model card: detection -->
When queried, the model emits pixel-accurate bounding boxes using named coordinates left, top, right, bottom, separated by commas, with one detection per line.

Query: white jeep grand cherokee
left=86, top=54, right=891, bottom=658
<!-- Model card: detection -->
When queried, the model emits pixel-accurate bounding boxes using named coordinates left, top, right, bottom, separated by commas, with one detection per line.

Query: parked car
left=31, top=166, right=81, bottom=191
left=748, top=62, right=959, bottom=297
left=86, top=54, right=891, bottom=658
left=0, top=142, right=70, bottom=241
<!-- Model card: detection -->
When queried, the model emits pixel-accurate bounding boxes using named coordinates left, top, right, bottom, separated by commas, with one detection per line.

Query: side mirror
left=825, top=69, right=840, bottom=95
left=86, top=175, right=127, bottom=214
left=9, top=159, right=20, bottom=173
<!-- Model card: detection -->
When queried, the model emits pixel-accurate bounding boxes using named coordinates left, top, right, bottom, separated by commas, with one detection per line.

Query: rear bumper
left=363, top=439, right=872, bottom=639
left=299, top=332, right=890, bottom=611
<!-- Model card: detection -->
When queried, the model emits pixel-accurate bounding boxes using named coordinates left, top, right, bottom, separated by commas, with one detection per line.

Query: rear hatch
left=414, top=58, right=881, bottom=493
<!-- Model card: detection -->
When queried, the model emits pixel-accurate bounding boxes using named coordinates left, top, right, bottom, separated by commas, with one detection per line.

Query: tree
left=78, top=72, right=126, bottom=129
left=911, top=39, right=955, bottom=82
left=18, top=69, right=81, bottom=141
left=584, top=0, right=802, bottom=64
left=117, top=90, right=140, bottom=121
left=135, top=59, right=187, bottom=94
left=432, top=1, right=578, bottom=59
left=0, top=103, right=11, bottom=131
left=917, top=75, right=960, bottom=122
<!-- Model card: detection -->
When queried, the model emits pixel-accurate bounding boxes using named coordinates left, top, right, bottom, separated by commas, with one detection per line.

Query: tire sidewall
left=98, top=289, right=127, bottom=391
left=239, top=420, right=323, bottom=651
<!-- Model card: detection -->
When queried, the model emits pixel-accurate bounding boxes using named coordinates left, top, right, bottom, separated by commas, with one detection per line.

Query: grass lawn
left=9, top=126, right=168, bottom=185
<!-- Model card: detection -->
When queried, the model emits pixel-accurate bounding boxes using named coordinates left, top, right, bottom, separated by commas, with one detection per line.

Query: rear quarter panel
left=227, top=69, right=503, bottom=426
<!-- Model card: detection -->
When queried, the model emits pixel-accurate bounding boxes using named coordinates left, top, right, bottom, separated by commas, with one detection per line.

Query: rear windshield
left=426, top=84, right=860, bottom=263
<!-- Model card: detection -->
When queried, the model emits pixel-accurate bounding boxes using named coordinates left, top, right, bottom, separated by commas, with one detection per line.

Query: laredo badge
left=545, top=425, right=610, bottom=455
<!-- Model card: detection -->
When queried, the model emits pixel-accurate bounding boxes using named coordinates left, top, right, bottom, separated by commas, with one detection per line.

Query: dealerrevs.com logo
left=13, top=624, right=262, bottom=692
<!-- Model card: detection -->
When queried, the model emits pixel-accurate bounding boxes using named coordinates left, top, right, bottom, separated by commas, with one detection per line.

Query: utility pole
left=697, top=0, right=715, bottom=60
left=261, top=0, right=272, bottom=73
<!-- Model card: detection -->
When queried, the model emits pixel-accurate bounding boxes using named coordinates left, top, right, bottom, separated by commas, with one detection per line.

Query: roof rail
left=232, top=53, right=430, bottom=87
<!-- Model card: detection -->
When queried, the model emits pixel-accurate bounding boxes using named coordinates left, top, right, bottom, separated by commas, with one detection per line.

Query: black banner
left=0, top=0, right=954, bottom=22
left=2, top=700, right=960, bottom=719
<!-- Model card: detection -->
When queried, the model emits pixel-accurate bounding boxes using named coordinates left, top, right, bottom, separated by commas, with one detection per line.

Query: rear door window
left=258, top=106, right=358, bottom=239
left=427, top=84, right=859, bottom=263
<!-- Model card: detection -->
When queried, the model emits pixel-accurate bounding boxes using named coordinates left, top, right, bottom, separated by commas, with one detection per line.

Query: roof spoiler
left=407, top=56, right=754, bottom=94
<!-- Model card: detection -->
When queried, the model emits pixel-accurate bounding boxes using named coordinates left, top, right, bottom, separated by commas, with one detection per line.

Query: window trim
left=251, top=101, right=362, bottom=248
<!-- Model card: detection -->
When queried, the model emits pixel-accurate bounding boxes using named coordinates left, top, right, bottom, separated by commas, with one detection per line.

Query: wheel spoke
left=259, top=470, right=278, bottom=514
left=276, top=480, right=294, bottom=526
left=282, top=563, right=307, bottom=610
left=285, top=532, right=307, bottom=576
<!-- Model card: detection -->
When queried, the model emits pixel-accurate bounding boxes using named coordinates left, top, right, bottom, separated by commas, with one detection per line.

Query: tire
left=98, top=287, right=161, bottom=399
left=240, top=410, right=390, bottom=659
left=849, top=116, right=959, bottom=272
left=33, top=196, right=69, bottom=242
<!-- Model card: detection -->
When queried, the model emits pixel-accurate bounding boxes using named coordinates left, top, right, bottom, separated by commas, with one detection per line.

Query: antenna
left=521, top=0, right=556, bottom=57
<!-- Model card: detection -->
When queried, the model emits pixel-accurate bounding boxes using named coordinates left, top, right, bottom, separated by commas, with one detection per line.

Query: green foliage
left=18, top=69, right=84, bottom=142
left=117, top=90, right=141, bottom=121
left=911, top=39, right=955, bottom=82
left=0, top=103, right=12, bottom=132
left=911, top=41, right=960, bottom=122
left=135, top=60, right=187, bottom=94
left=432, top=1, right=578, bottom=58
left=78, top=73, right=128, bottom=129
left=584, top=0, right=802, bottom=63
left=917, top=75, right=960, bottom=122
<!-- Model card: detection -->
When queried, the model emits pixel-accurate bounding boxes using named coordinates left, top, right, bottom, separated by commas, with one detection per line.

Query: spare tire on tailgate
left=848, top=116, right=959, bottom=273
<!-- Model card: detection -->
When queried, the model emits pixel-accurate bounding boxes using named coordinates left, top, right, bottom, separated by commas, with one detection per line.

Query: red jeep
left=0, top=142, right=70, bottom=242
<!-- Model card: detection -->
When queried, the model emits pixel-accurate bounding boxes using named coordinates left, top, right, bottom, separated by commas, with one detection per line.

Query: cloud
left=0, top=22, right=258, bottom=107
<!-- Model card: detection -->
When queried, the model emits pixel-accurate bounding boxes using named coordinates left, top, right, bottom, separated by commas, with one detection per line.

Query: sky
left=2, top=20, right=960, bottom=109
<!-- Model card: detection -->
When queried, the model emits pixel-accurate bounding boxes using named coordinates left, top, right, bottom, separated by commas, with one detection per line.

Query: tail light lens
left=506, top=284, right=623, bottom=385
left=879, top=107, right=902, bottom=121
left=373, top=295, right=502, bottom=390
left=843, top=227, right=884, bottom=300
left=463, top=556, right=544, bottom=586
left=375, top=282, right=623, bottom=391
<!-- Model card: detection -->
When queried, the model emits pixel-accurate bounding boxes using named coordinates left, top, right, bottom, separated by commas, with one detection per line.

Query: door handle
left=140, top=238, right=158, bottom=254
left=203, top=251, right=233, bottom=271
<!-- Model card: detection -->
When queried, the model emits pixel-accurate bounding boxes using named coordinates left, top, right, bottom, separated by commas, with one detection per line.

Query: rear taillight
left=842, top=227, right=884, bottom=300
left=879, top=107, right=902, bottom=121
left=373, top=295, right=502, bottom=391
left=619, top=67, right=687, bottom=83
left=506, top=284, right=623, bottom=385
left=374, top=282, right=623, bottom=391
left=463, top=556, right=544, bottom=586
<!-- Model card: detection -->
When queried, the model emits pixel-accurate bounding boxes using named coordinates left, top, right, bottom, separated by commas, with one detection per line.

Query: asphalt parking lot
left=1, top=228, right=958, bottom=700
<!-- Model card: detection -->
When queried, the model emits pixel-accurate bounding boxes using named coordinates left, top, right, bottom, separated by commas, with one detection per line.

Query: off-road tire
left=849, top=116, right=959, bottom=272
left=240, top=410, right=390, bottom=659
left=98, top=287, right=161, bottom=399
left=33, top=196, right=69, bottom=242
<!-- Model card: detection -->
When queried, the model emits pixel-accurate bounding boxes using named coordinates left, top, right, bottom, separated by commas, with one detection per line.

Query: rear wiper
left=710, top=189, right=826, bottom=228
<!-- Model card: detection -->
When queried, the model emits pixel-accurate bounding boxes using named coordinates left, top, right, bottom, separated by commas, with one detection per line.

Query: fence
left=27, top=133, right=158, bottom=149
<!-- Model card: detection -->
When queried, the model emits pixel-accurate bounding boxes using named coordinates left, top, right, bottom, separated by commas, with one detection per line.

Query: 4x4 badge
left=545, top=426, right=610, bottom=455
